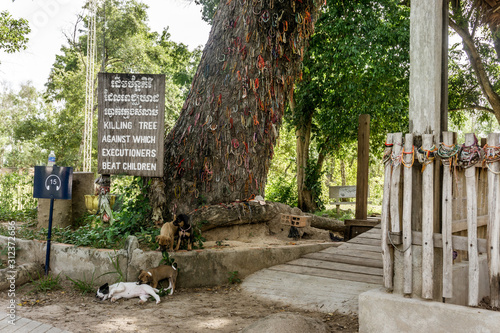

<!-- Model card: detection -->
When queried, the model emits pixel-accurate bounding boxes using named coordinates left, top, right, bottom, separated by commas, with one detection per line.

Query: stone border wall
left=0, top=235, right=335, bottom=289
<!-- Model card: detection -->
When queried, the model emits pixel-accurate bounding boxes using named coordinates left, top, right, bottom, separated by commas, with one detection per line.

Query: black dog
left=173, top=214, right=194, bottom=251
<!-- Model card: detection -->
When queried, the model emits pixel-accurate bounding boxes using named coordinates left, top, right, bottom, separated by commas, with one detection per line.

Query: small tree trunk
left=158, top=0, right=323, bottom=218
left=296, top=115, right=312, bottom=211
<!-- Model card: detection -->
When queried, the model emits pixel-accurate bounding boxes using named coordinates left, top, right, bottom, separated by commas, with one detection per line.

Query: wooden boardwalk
left=241, top=225, right=383, bottom=314
left=0, top=311, right=72, bottom=333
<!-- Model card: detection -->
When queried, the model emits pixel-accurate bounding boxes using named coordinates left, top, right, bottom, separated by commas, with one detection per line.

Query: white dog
left=96, top=282, right=161, bottom=304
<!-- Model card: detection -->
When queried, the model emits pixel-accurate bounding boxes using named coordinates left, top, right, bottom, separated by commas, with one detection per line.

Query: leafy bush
left=0, top=169, right=37, bottom=221
left=265, top=174, right=298, bottom=207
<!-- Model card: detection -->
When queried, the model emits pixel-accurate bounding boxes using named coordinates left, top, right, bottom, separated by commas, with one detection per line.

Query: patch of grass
left=66, top=271, right=97, bottom=295
left=228, top=271, right=241, bottom=284
left=29, top=272, right=63, bottom=293
left=98, top=251, right=125, bottom=283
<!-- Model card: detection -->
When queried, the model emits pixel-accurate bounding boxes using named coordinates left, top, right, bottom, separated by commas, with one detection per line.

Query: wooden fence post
left=421, top=134, right=435, bottom=299
left=390, top=133, right=403, bottom=233
left=382, top=133, right=394, bottom=290
left=355, top=114, right=370, bottom=220
left=487, top=133, right=500, bottom=307
left=403, top=133, right=414, bottom=295
left=465, top=133, right=479, bottom=306
left=441, top=131, right=455, bottom=298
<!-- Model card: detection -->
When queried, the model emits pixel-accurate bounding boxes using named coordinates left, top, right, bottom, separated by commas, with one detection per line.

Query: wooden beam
left=442, top=131, right=455, bottom=298
left=465, top=133, right=479, bottom=306
left=403, top=133, right=413, bottom=295
left=381, top=134, right=394, bottom=290
left=487, top=133, right=500, bottom=307
left=421, top=134, right=435, bottom=299
left=356, top=114, right=370, bottom=220
left=387, top=231, right=487, bottom=253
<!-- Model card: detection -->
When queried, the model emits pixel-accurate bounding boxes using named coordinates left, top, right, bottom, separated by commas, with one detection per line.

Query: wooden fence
left=381, top=132, right=499, bottom=307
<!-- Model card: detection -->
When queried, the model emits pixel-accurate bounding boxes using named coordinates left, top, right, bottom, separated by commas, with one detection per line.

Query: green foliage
left=227, top=270, right=241, bottom=284
left=267, top=124, right=298, bottom=206
left=66, top=271, right=97, bottom=295
left=266, top=173, right=298, bottom=207
left=29, top=272, right=63, bottom=293
left=0, top=169, right=37, bottom=221
left=0, top=83, right=55, bottom=168
left=0, top=10, right=30, bottom=54
left=294, top=0, right=410, bottom=157
left=159, top=251, right=176, bottom=266
left=193, top=0, right=219, bottom=24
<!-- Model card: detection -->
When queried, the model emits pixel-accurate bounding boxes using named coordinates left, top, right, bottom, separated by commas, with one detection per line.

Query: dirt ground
left=1, top=209, right=357, bottom=332
left=1, top=281, right=358, bottom=333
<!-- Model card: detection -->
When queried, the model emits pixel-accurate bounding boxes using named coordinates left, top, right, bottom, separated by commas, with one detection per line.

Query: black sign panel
left=97, top=73, right=165, bottom=177
left=33, top=166, right=73, bottom=200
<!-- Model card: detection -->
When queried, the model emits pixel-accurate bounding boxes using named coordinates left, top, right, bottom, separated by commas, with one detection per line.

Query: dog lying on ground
left=96, top=282, right=160, bottom=304
left=173, top=214, right=194, bottom=251
left=155, top=220, right=178, bottom=252
left=137, top=264, right=178, bottom=294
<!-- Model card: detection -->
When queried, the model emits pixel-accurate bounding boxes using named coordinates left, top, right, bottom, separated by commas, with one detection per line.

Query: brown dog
left=155, top=221, right=178, bottom=252
left=137, top=264, right=178, bottom=295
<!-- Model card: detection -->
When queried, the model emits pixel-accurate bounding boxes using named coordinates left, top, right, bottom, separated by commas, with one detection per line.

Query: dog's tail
left=172, top=263, right=177, bottom=271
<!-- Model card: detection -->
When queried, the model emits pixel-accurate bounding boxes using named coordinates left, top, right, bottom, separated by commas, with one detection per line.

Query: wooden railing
left=381, top=132, right=500, bottom=307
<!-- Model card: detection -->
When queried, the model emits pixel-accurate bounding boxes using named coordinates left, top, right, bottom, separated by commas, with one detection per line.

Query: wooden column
left=390, top=133, right=403, bottom=233
left=421, top=134, right=435, bottom=299
left=487, top=133, right=500, bottom=307
left=355, top=114, right=370, bottom=220
left=465, top=133, right=479, bottom=306
left=441, top=131, right=455, bottom=298
left=381, top=134, right=394, bottom=290
left=403, top=134, right=414, bottom=295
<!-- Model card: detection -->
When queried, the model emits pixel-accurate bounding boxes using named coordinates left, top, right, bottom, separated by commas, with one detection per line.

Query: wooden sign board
left=329, top=185, right=357, bottom=199
left=98, top=73, right=165, bottom=177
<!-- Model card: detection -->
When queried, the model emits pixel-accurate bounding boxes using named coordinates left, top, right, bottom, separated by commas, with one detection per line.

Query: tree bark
left=158, top=0, right=322, bottom=218
left=296, top=113, right=313, bottom=211
left=189, top=201, right=345, bottom=233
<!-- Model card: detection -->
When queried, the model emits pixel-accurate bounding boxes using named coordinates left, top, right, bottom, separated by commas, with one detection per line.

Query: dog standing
left=173, top=214, right=194, bottom=251
left=96, top=282, right=160, bottom=304
left=137, top=264, right=178, bottom=295
left=155, top=221, right=178, bottom=252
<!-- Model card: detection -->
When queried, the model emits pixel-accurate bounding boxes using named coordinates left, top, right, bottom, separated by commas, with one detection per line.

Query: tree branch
left=448, top=105, right=495, bottom=114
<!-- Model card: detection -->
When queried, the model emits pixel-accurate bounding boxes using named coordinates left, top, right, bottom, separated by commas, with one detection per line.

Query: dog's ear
left=155, top=235, right=160, bottom=242
left=98, top=283, right=109, bottom=294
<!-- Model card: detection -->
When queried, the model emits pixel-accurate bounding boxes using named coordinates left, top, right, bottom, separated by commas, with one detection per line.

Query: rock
left=242, top=312, right=329, bottom=333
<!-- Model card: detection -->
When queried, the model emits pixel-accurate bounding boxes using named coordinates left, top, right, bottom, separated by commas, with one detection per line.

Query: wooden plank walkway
left=241, top=225, right=383, bottom=314
left=0, top=311, right=72, bottom=333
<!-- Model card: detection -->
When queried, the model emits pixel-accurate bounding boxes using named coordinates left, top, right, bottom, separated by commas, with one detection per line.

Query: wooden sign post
left=97, top=73, right=166, bottom=177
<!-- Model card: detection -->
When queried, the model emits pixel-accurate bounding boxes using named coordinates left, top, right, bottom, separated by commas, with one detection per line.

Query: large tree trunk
left=157, top=0, right=322, bottom=218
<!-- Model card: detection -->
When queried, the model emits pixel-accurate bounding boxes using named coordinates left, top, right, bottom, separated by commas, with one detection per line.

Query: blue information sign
left=33, top=166, right=73, bottom=200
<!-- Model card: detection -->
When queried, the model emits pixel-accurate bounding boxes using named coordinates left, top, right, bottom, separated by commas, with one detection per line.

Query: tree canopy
left=0, top=10, right=30, bottom=55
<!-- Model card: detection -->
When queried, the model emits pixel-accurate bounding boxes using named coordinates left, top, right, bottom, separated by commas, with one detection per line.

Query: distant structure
left=83, top=0, right=97, bottom=172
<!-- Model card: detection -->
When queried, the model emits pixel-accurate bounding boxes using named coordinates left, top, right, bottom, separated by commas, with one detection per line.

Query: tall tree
left=44, top=0, right=200, bottom=168
left=448, top=0, right=500, bottom=124
left=0, top=82, right=53, bottom=167
left=0, top=10, right=30, bottom=56
left=161, top=0, right=323, bottom=217
left=292, top=0, right=410, bottom=211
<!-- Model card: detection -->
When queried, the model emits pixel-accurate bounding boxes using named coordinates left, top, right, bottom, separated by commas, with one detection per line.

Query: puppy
left=137, top=264, right=178, bottom=294
left=96, top=282, right=160, bottom=304
left=173, top=214, right=194, bottom=251
left=155, top=221, right=178, bottom=252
